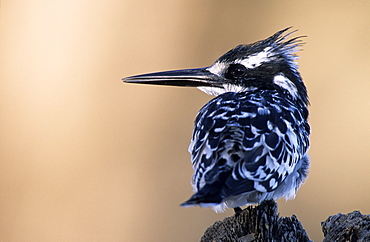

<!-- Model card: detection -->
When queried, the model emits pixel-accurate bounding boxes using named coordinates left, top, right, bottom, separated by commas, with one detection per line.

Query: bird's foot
left=233, top=206, right=243, bottom=215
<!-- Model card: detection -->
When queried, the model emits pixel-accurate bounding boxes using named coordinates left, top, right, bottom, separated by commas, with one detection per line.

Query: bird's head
left=124, top=27, right=307, bottom=104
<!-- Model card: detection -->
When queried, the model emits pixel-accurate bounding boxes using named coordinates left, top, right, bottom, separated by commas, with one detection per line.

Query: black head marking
left=206, top=27, right=307, bottom=105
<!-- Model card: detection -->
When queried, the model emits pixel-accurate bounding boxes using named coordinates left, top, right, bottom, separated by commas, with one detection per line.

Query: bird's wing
left=189, top=92, right=308, bottom=201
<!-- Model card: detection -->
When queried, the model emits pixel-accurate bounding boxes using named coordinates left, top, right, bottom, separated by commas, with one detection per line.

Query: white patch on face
left=197, top=86, right=225, bottom=96
left=273, top=74, right=298, bottom=98
left=197, top=85, right=256, bottom=96
left=207, top=61, right=228, bottom=76
left=237, top=47, right=273, bottom=69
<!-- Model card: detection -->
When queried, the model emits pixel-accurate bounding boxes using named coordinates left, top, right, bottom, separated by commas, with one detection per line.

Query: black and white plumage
left=123, top=28, right=310, bottom=212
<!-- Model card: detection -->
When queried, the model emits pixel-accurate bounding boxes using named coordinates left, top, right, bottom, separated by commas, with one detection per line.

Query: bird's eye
left=228, top=64, right=247, bottom=78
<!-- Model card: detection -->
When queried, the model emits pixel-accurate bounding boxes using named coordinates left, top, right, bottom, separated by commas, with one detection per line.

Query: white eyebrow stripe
left=237, top=47, right=273, bottom=69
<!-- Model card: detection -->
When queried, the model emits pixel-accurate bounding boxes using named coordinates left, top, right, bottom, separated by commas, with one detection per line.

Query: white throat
left=197, top=85, right=256, bottom=96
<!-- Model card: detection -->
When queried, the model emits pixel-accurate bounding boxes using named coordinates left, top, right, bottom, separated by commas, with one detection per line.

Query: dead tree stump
left=321, top=210, right=370, bottom=242
left=200, top=200, right=310, bottom=242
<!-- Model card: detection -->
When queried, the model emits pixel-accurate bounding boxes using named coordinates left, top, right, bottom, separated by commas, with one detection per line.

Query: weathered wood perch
left=200, top=200, right=310, bottom=242
left=200, top=200, right=370, bottom=241
left=322, top=210, right=370, bottom=241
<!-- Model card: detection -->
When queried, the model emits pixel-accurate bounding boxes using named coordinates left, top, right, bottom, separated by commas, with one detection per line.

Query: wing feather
left=188, top=91, right=309, bottom=204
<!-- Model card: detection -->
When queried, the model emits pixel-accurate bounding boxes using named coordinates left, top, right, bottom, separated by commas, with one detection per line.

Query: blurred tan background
left=1, top=1, right=369, bottom=241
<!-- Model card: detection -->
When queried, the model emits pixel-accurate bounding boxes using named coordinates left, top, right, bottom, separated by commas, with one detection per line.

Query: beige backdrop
left=1, top=1, right=370, bottom=241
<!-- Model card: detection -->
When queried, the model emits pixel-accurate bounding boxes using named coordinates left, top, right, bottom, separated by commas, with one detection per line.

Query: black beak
left=123, top=67, right=223, bottom=88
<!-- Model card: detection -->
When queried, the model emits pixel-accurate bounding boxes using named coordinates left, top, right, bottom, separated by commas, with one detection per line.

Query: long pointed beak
left=123, top=67, right=223, bottom=88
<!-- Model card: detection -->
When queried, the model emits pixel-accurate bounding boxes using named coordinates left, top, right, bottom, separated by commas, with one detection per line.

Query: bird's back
left=184, top=89, right=310, bottom=211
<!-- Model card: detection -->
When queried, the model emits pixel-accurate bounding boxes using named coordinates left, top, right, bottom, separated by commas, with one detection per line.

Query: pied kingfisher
left=123, top=28, right=310, bottom=212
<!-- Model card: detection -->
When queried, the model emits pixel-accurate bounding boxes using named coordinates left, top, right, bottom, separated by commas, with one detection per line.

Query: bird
left=123, top=27, right=310, bottom=213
